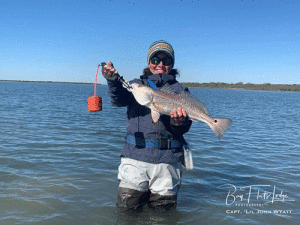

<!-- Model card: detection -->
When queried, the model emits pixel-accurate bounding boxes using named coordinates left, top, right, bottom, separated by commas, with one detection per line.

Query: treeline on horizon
left=181, top=82, right=300, bottom=92
left=2, top=80, right=300, bottom=92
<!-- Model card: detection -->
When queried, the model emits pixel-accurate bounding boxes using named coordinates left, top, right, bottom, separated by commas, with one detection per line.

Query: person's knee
left=149, top=193, right=177, bottom=209
left=117, top=187, right=150, bottom=210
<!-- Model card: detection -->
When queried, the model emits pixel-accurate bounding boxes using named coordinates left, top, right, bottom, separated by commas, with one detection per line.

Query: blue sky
left=1, top=0, right=299, bottom=84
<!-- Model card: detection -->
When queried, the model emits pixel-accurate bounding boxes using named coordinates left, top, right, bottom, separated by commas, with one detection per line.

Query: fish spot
left=214, top=119, right=218, bottom=123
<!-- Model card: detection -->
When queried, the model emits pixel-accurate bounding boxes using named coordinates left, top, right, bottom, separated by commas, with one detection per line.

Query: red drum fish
left=125, top=82, right=232, bottom=139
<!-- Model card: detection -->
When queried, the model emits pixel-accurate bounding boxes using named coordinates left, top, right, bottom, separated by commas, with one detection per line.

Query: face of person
left=149, top=52, right=173, bottom=74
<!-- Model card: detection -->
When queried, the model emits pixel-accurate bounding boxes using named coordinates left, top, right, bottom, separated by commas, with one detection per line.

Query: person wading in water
left=102, top=40, right=192, bottom=211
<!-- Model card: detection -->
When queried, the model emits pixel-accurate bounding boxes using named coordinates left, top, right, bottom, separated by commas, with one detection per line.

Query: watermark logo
left=218, top=184, right=295, bottom=215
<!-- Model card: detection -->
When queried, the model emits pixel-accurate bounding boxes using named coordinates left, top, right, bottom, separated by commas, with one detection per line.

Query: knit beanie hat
left=147, top=40, right=175, bottom=68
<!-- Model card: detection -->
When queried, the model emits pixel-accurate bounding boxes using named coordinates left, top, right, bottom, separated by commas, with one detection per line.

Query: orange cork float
left=88, top=96, right=102, bottom=112
left=88, top=64, right=102, bottom=112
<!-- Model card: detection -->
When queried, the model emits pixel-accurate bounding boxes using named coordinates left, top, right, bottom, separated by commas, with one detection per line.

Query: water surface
left=0, top=82, right=299, bottom=224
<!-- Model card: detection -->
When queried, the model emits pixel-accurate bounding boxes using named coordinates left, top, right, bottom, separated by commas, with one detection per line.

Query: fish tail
left=208, top=118, right=233, bottom=139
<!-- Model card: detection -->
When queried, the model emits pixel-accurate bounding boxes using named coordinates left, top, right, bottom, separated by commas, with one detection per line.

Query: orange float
left=88, top=96, right=102, bottom=112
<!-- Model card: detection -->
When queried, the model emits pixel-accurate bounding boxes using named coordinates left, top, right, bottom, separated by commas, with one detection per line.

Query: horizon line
left=1, top=79, right=299, bottom=86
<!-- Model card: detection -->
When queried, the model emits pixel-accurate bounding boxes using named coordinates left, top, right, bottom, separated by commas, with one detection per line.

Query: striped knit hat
left=147, top=40, right=175, bottom=68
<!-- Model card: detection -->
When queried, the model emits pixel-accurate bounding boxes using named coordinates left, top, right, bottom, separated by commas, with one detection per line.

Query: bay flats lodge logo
left=218, top=184, right=295, bottom=206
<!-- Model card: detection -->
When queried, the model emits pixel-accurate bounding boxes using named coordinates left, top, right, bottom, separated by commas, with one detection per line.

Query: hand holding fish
left=170, top=107, right=187, bottom=118
left=170, top=107, right=189, bottom=127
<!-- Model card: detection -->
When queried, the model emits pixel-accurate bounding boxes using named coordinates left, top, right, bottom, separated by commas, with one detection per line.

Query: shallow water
left=0, top=82, right=299, bottom=224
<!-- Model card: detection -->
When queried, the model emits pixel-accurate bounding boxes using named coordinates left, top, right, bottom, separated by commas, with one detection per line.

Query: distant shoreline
left=181, top=82, right=300, bottom=92
left=1, top=80, right=299, bottom=92
left=0, top=80, right=96, bottom=85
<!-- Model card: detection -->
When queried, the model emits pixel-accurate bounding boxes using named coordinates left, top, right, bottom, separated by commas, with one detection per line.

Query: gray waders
left=117, top=158, right=182, bottom=210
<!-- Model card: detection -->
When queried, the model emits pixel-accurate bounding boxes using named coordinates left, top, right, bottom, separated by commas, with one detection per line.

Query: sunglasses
left=150, top=57, right=173, bottom=66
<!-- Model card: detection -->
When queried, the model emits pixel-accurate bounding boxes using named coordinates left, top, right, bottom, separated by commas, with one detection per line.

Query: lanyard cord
left=147, top=79, right=158, bottom=90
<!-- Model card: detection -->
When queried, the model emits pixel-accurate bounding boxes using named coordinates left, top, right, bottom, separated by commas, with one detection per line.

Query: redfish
left=126, top=82, right=232, bottom=139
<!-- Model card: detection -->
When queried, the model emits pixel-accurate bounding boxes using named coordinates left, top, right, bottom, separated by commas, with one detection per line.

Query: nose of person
left=157, top=60, right=164, bottom=67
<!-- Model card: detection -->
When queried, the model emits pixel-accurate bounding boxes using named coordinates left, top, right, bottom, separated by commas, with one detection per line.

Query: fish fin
left=151, top=109, right=160, bottom=123
left=208, top=118, right=233, bottom=139
left=179, top=92, right=209, bottom=115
